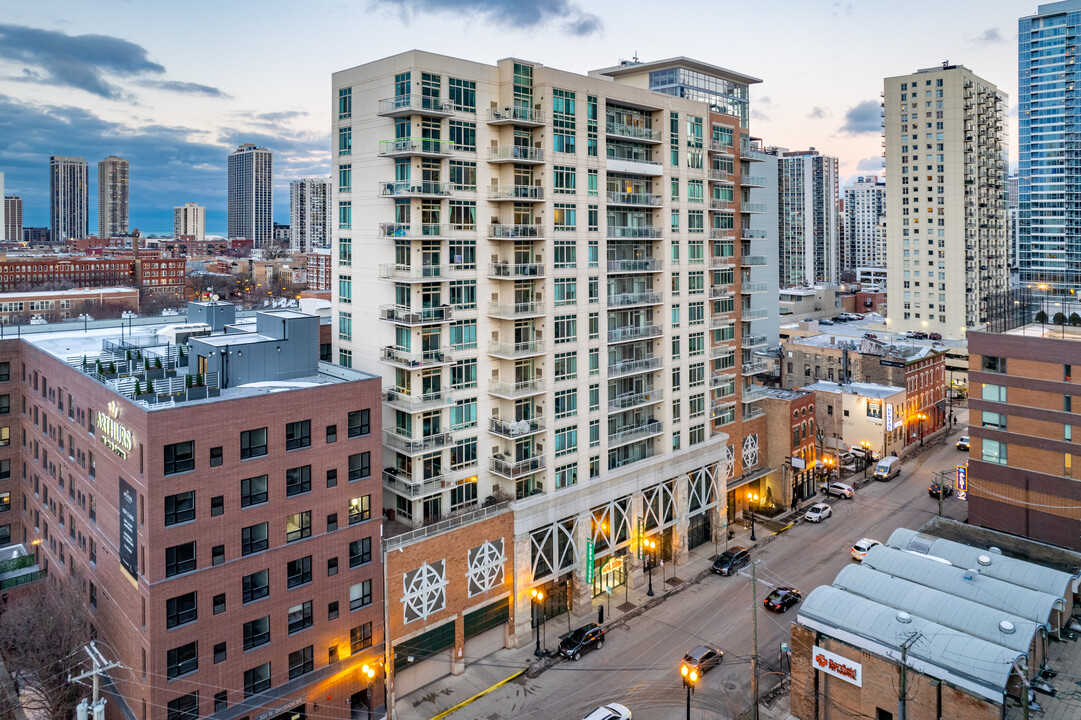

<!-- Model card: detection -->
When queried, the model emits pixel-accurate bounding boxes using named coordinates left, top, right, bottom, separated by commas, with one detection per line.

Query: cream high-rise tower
left=173, top=202, right=206, bottom=241
left=884, top=64, right=1008, bottom=337
left=49, top=155, right=88, bottom=242
left=97, top=155, right=129, bottom=237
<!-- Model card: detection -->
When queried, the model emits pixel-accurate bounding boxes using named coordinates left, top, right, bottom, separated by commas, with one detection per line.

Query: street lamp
left=859, top=440, right=872, bottom=478
left=680, top=663, right=699, bottom=720
left=530, top=588, right=545, bottom=657
left=917, top=412, right=928, bottom=447
left=747, top=491, right=759, bottom=541
left=644, top=539, right=657, bottom=597
left=360, top=663, right=376, bottom=718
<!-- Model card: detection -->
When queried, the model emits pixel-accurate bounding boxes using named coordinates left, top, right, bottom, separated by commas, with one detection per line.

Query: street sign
left=585, top=539, right=595, bottom=583
left=885, top=403, right=894, bottom=431
left=956, top=465, right=968, bottom=500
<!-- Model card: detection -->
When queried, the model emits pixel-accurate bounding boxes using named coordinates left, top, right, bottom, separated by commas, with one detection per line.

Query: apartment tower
left=1019, top=1, right=1081, bottom=294
left=173, top=202, right=206, bottom=241
left=289, top=177, right=331, bottom=253
left=49, top=155, right=88, bottom=242
left=331, top=52, right=772, bottom=646
left=777, top=149, right=839, bottom=287
left=228, top=144, right=274, bottom=245
left=843, top=175, right=887, bottom=273
left=98, top=155, right=129, bottom=237
left=4, top=195, right=22, bottom=243
left=883, top=64, right=1009, bottom=337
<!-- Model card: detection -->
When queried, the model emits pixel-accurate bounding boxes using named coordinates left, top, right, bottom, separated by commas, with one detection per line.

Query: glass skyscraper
left=1019, top=0, right=1081, bottom=293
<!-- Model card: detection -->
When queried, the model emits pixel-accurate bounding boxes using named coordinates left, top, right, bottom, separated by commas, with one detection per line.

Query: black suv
left=559, top=622, right=605, bottom=661
left=711, top=546, right=750, bottom=576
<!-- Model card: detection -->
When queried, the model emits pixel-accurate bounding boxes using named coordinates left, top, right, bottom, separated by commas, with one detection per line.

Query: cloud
left=0, top=23, right=164, bottom=98
left=973, top=28, right=1004, bottom=45
left=857, top=157, right=882, bottom=171
left=139, top=80, right=231, bottom=98
left=839, top=100, right=881, bottom=135
left=832, top=2, right=853, bottom=17
left=807, top=107, right=830, bottom=120
left=751, top=109, right=770, bottom=123
left=757, top=96, right=772, bottom=105
left=374, top=0, right=603, bottom=36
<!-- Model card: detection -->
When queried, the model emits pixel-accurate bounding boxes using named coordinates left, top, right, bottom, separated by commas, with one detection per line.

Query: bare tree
left=0, top=580, right=94, bottom=720
left=261, top=240, right=291, bottom=260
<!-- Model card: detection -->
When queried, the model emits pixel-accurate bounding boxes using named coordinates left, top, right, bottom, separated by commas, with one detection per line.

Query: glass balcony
left=487, top=301, right=545, bottom=319
left=489, top=379, right=545, bottom=399
left=710, top=400, right=737, bottom=421
left=487, top=106, right=546, bottom=126
left=742, top=202, right=768, bottom=214
left=379, top=223, right=449, bottom=239
left=742, top=386, right=770, bottom=403
left=741, top=228, right=768, bottom=239
left=607, top=257, right=661, bottom=273
left=743, top=148, right=769, bottom=162
left=710, top=256, right=734, bottom=269
left=741, top=359, right=770, bottom=376
left=608, top=225, right=662, bottom=239
left=608, top=442, right=656, bottom=469
left=379, top=305, right=453, bottom=326
left=488, top=146, right=545, bottom=164
left=488, top=340, right=545, bottom=359
left=741, top=307, right=769, bottom=320
left=606, top=191, right=663, bottom=207
left=608, top=356, right=662, bottom=378
left=377, top=94, right=454, bottom=117
left=709, top=169, right=735, bottom=184
left=742, top=334, right=768, bottom=349
left=488, top=262, right=545, bottom=279
left=608, top=324, right=662, bottom=343
left=488, top=416, right=546, bottom=439
left=709, top=342, right=734, bottom=359
left=710, top=372, right=736, bottom=388
left=378, top=137, right=450, bottom=158
left=605, top=122, right=662, bottom=143
left=382, top=429, right=453, bottom=456
left=489, top=223, right=544, bottom=241
left=710, top=228, right=736, bottom=240
left=710, top=199, right=735, bottom=211
left=740, top=282, right=768, bottom=294
left=608, top=419, right=663, bottom=448
left=710, top=285, right=732, bottom=298
left=741, top=255, right=768, bottom=267
left=608, top=388, right=663, bottom=412
left=378, top=264, right=447, bottom=281
left=379, top=181, right=451, bottom=198
left=709, top=141, right=735, bottom=155
left=489, top=455, right=546, bottom=479
left=743, top=406, right=766, bottom=422
left=382, top=388, right=453, bottom=412
left=740, top=175, right=768, bottom=188
left=489, top=185, right=545, bottom=201
left=382, top=467, right=447, bottom=498
left=607, top=291, right=662, bottom=307
left=380, top=346, right=452, bottom=369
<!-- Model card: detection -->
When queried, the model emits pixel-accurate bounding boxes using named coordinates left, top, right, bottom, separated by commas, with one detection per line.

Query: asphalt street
left=463, top=409, right=972, bottom=720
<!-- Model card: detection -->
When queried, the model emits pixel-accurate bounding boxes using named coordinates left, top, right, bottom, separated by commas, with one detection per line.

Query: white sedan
left=583, top=703, right=632, bottom=720
left=804, top=503, right=832, bottom=523
left=851, top=538, right=881, bottom=561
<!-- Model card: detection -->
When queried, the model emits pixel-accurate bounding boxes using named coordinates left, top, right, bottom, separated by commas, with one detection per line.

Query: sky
left=0, top=0, right=1031, bottom=236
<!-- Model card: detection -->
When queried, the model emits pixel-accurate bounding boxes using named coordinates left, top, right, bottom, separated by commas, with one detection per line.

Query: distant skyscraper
left=1019, top=2, right=1081, bottom=293
left=49, top=156, right=88, bottom=242
left=1009, top=171, right=1020, bottom=272
left=173, top=202, right=206, bottom=241
left=843, top=176, right=887, bottom=271
left=97, top=155, right=129, bottom=237
left=777, top=149, right=839, bottom=286
left=0, top=173, right=4, bottom=245
left=228, top=143, right=273, bottom=245
left=4, top=196, right=23, bottom=243
left=289, top=177, right=331, bottom=252
left=884, top=64, right=1008, bottom=336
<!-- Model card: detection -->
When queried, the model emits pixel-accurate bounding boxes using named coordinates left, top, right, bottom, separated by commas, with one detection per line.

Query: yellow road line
left=429, top=667, right=528, bottom=720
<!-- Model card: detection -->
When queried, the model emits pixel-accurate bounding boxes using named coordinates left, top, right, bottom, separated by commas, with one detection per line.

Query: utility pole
left=70, top=641, right=123, bottom=720
left=898, top=632, right=922, bottom=720
left=751, top=560, right=760, bottom=720
left=1014, top=661, right=1030, bottom=720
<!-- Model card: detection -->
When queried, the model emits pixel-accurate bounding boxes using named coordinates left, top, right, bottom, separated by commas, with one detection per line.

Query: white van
left=873, top=456, right=901, bottom=481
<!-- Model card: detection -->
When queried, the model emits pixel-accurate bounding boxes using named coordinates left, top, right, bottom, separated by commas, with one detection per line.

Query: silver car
left=804, top=503, right=832, bottom=523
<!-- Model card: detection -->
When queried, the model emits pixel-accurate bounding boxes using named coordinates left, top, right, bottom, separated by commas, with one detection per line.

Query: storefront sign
left=599, top=557, right=623, bottom=575
left=885, top=403, right=894, bottom=432
left=812, top=645, right=862, bottom=686
left=254, top=697, right=304, bottom=720
left=585, top=539, right=595, bottom=584
left=637, top=519, right=644, bottom=560
left=98, top=402, right=133, bottom=459
left=118, top=478, right=138, bottom=582
left=956, top=465, right=967, bottom=500
left=880, top=359, right=906, bottom=368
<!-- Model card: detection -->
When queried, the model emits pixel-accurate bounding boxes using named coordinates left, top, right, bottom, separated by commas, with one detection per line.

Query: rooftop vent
left=897, top=611, right=912, bottom=624
left=977, top=555, right=992, bottom=566
left=999, top=620, right=1016, bottom=635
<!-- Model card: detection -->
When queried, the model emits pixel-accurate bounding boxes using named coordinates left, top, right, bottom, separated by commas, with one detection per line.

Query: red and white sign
left=812, top=645, right=862, bottom=687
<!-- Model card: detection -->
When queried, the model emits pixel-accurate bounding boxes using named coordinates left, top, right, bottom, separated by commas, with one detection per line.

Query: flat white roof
left=0, top=286, right=138, bottom=299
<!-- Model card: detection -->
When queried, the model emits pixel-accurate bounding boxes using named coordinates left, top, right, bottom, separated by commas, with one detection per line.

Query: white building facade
left=778, top=149, right=839, bottom=287
left=289, top=177, right=331, bottom=252
left=173, top=202, right=206, bottom=241
left=97, top=155, right=129, bottom=238
left=227, top=143, right=274, bottom=245
left=843, top=175, right=886, bottom=272
left=49, top=155, right=88, bottom=242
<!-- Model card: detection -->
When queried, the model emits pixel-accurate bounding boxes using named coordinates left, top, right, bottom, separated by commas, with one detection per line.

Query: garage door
left=393, top=621, right=455, bottom=697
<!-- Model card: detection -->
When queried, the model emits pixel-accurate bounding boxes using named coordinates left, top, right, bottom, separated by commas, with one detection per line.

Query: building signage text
left=98, top=402, right=133, bottom=459
left=812, top=645, right=862, bottom=686
left=956, top=465, right=968, bottom=501
left=885, top=403, right=894, bottom=432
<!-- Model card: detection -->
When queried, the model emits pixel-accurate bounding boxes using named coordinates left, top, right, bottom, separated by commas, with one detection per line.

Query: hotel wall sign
left=813, top=644, right=862, bottom=686
left=98, top=401, right=133, bottom=459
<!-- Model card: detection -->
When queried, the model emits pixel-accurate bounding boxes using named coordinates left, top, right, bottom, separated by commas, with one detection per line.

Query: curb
left=428, top=667, right=528, bottom=720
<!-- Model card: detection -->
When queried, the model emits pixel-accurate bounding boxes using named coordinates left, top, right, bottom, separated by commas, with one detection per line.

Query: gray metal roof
left=798, top=586, right=1024, bottom=701
left=833, top=565, right=1042, bottom=653
left=888, top=528, right=1079, bottom=599
left=861, top=546, right=1063, bottom=629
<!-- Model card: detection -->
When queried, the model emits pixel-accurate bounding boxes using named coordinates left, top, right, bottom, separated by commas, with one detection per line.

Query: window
left=982, top=439, right=1007, bottom=465
left=288, top=601, right=313, bottom=634
left=167, top=693, right=199, bottom=720
left=329, top=601, right=340, bottom=621
left=448, top=77, right=475, bottom=112
left=242, top=569, right=269, bottom=603
left=350, top=580, right=372, bottom=611
left=287, top=556, right=313, bottom=588
left=285, top=420, right=311, bottom=451
left=286, top=512, right=311, bottom=543
left=165, top=542, right=196, bottom=577
left=982, top=383, right=1006, bottom=402
left=348, top=410, right=370, bottom=438
left=553, top=166, right=576, bottom=194
left=349, top=495, right=371, bottom=525
left=351, top=623, right=373, bottom=653
left=555, top=462, right=577, bottom=489
left=167, top=642, right=198, bottom=679
left=450, top=479, right=477, bottom=509
left=554, top=351, right=577, bottom=381
left=289, top=646, right=314, bottom=679
left=327, top=513, right=338, bottom=532
left=555, top=426, right=577, bottom=457
left=209, top=446, right=223, bottom=467
left=213, top=643, right=226, bottom=664
left=553, top=203, right=576, bottom=232
left=240, top=428, right=268, bottom=458
left=166, top=592, right=197, bottom=629
left=215, top=691, right=227, bottom=713
left=328, top=556, right=338, bottom=575
left=241, top=475, right=268, bottom=507
left=210, top=495, right=224, bottom=517
left=242, top=523, right=269, bottom=555
left=213, top=593, right=226, bottom=614
left=554, top=315, right=577, bottom=344
left=326, top=425, right=337, bottom=443
left=348, top=452, right=371, bottom=482
left=212, top=544, right=225, bottom=566
left=554, top=389, right=577, bottom=419
left=286, top=466, right=311, bottom=496
left=448, top=120, right=476, bottom=151
left=164, top=491, right=195, bottom=526
left=164, top=441, right=195, bottom=475
left=244, top=663, right=271, bottom=697
left=981, top=356, right=1006, bottom=374
left=349, top=537, right=372, bottom=568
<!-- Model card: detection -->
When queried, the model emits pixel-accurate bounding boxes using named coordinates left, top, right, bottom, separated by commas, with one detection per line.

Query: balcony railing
left=379, top=181, right=451, bottom=198
left=488, top=301, right=544, bottom=318
left=380, top=346, right=452, bottom=368
left=489, top=223, right=544, bottom=240
left=382, top=468, right=447, bottom=498
left=489, top=185, right=545, bottom=201
left=741, top=255, right=768, bottom=266
left=607, top=291, right=662, bottom=307
left=710, top=285, right=732, bottom=298
left=379, top=223, right=450, bottom=238
left=379, top=305, right=453, bottom=325
left=489, top=379, right=545, bottom=398
left=608, top=225, right=662, bottom=239
left=490, top=455, right=546, bottom=478
left=487, top=106, right=546, bottom=125
left=382, top=429, right=453, bottom=455
left=709, top=141, right=735, bottom=155
left=710, top=169, right=734, bottom=183
left=710, top=372, right=736, bottom=389
left=741, top=282, right=769, bottom=293
left=742, top=307, right=770, bottom=320
left=377, top=94, right=454, bottom=117
left=606, top=122, right=662, bottom=142
left=488, top=262, right=545, bottom=279
left=742, top=385, right=770, bottom=403
left=489, top=416, right=546, bottom=438
left=488, top=340, right=545, bottom=359
left=608, top=388, right=663, bottom=412
left=741, top=228, right=768, bottom=239
left=606, top=191, right=663, bottom=207
left=710, top=199, right=735, bottom=211
left=710, top=228, right=736, bottom=239
left=742, top=334, right=768, bottom=348
left=378, top=137, right=450, bottom=157
left=488, top=146, right=545, bottom=163
left=609, top=445, right=656, bottom=469
left=608, top=324, right=662, bottom=343
left=741, top=359, right=770, bottom=376
left=378, top=264, right=447, bottom=281
left=740, top=175, right=768, bottom=187
left=607, top=258, right=662, bottom=273
left=608, top=356, right=662, bottom=378
left=710, top=255, right=734, bottom=269
left=382, top=388, right=452, bottom=411
left=742, top=202, right=768, bottom=214
left=608, top=419, right=663, bottom=447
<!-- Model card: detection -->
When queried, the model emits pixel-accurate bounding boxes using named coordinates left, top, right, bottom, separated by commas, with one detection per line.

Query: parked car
left=712, top=546, right=750, bottom=576
left=559, top=623, right=605, bottom=661
left=682, top=646, right=724, bottom=675
left=929, top=332, right=943, bottom=340
left=824, top=482, right=854, bottom=499
left=863, top=332, right=878, bottom=339
left=873, top=456, right=901, bottom=481
left=956, top=436, right=970, bottom=451
left=763, top=586, right=803, bottom=613
left=851, top=538, right=881, bottom=561
left=583, top=703, right=632, bottom=720
left=819, top=319, right=835, bottom=325
left=912, top=331, right=928, bottom=339
left=832, top=315, right=849, bottom=322
left=928, top=482, right=954, bottom=499
left=804, top=503, right=832, bottom=523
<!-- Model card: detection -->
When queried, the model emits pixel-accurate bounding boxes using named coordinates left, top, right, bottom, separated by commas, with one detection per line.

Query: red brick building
left=5, top=302, right=386, bottom=720
left=0, top=286, right=139, bottom=324
left=304, top=250, right=332, bottom=292
left=0, top=254, right=185, bottom=298
left=760, top=388, right=817, bottom=506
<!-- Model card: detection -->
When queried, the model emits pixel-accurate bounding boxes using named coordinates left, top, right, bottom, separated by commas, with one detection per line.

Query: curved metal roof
left=799, top=586, right=1023, bottom=700
left=833, top=564, right=1042, bottom=653
left=887, top=528, right=1078, bottom=599
left=861, top=545, right=1063, bottom=628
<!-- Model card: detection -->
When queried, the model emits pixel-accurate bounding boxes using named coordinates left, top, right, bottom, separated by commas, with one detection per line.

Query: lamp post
left=860, top=440, right=872, bottom=479
left=680, top=663, right=699, bottom=720
left=530, top=588, right=545, bottom=657
left=360, top=663, right=376, bottom=719
left=747, top=491, right=759, bottom=541
left=917, top=412, right=928, bottom=447
left=644, top=539, right=657, bottom=597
